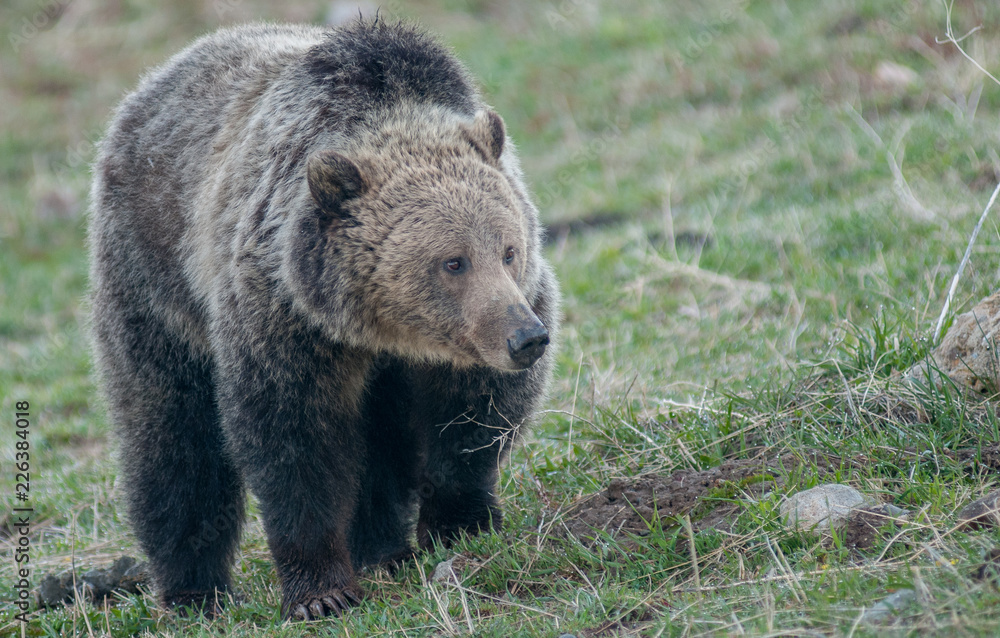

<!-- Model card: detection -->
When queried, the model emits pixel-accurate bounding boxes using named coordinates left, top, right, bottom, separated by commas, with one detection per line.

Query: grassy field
left=3, top=0, right=1000, bottom=636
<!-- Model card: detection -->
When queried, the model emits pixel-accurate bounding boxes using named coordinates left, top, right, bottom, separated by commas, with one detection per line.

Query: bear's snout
left=506, top=305, right=549, bottom=369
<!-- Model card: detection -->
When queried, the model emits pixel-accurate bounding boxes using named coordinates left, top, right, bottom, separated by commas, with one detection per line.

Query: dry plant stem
left=938, top=1, right=1000, bottom=87
left=568, top=353, right=583, bottom=459
left=931, top=2, right=1000, bottom=343
left=445, top=583, right=558, bottom=618
left=933, top=179, right=1000, bottom=344
left=682, top=515, right=700, bottom=590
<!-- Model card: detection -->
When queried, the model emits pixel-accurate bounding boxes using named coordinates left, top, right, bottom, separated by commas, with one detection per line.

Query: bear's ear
left=463, top=109, right=505, bottom=163
left=307, top=150, right=366, bottom=216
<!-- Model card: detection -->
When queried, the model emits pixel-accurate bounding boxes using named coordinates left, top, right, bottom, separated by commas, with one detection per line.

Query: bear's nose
left=507, top=323, right=549, bottom=369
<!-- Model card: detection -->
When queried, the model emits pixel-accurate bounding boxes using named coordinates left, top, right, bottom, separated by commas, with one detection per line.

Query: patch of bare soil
left=36, top=556, right=148, bottom=609
left=560, top=451, right=843, bottom=546
left=956, top=443, right=1000, bottom=472
left=973, top=548, right=1000, bottom=586
left=841, top=504, right=909, bottom=551
left=842, top=508, right=883, bottom=550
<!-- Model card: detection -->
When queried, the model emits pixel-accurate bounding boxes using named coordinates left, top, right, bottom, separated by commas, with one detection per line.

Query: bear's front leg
left=410, top=362, right=549, bottom=548
left=213, top=303, right=370, bottom=621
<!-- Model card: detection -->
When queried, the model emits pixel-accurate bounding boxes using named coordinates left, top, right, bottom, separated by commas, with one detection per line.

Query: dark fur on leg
left=92, top=287, right=245, bottom=608
left=213, top=292, right=369, bottom=619
left=350, top=357, right=421, bottom=570
left=408, top=366, right=536, bottom=548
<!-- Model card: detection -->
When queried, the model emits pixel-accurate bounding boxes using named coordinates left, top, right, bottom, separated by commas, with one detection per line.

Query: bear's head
left=293, top=109, right=549, bottom=371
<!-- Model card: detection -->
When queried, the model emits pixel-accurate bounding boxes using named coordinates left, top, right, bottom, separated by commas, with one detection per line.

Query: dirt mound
left=560, top=452, right=841, bottom=546
left=904, top=291, right=1000, bottom=397
left=36, top=556, right=148, bottom=609
left=957, top=443, right=1000, bottom=472
left=841, top=504, right=910, bottom=551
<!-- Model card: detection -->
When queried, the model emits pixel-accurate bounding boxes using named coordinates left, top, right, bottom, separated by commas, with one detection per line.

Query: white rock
left=873, top=61, right=919, bottom=90
left=780, top=484, right=870, bottom=533
left=431, top=557, right=457, bottom=584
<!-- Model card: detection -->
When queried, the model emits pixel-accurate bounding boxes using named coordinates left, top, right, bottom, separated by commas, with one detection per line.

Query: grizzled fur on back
left=89, top=19, right=559, bottom=621
left=303, top=20, right=478, bottom=114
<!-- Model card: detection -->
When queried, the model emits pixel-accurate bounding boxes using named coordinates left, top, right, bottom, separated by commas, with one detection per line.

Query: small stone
left=957, top=490, right=1000, bottom=530
left=873, top=61, right=919, bottom=91
left=876, top=503, right=910, bottom=518
left=780, top=484, right=870, bottom=534
left=859, top=589, right=917, bottom=625
left=431, top=557, right=456, bottom=583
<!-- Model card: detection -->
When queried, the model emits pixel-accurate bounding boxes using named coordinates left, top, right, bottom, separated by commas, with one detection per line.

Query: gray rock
left=431, top=557, right=457, bottom=584
left=872, top=503, right=910, bottom=518
left=859, top=589, right=917, bottom=625
left=780, top=484, right=870, bottom=534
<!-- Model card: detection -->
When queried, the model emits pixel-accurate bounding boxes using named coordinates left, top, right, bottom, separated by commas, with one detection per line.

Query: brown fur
left=89, top=19, right=559, bottom=620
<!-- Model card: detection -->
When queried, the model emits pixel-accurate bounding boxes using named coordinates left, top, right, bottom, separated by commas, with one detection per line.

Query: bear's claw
left=289, top=587, right=362, bottom=621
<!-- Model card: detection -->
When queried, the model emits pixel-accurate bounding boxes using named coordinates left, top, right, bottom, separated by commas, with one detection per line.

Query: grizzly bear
left=88, top=19, right=559, bottom=621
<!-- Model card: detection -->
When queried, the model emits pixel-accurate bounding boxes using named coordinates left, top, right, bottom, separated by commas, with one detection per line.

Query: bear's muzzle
left=506, top=305, right=549, bottom=370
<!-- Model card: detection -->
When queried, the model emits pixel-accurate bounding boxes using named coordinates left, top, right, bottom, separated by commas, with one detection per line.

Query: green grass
left=4, top=0, right=1000, bottom=635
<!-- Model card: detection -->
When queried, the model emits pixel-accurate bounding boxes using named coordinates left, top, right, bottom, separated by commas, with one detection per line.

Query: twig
left=657, top=397, right=751, bottom=422
left=611, top=412, right=657, bottom=446
left=767, top=535, right=806, bottom=604
left=930, top=3, right=1000, bottom=343
left=443, top=583, right=559, bottom=618
left=568, top=353, right=583, bottom=459
left=933, top=179, right=1000, bottom=343
left=416, top=560, right=459, bottom=636
left=568, top=560, right=606, bottom=615
left=937, top=1, right=1000, bottom=88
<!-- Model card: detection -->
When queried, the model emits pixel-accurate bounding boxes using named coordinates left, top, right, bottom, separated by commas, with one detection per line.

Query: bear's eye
left=444, top=258, right=465, bottom=273
left=504, top=247, right=515, bottom=264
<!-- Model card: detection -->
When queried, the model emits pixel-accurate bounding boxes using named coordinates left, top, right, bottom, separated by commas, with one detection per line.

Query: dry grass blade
left=933, top=179, right=1000, bottom=343
left=682, top=514, right=701, bottom=590
left=845, top=105, right=934, bottom=222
